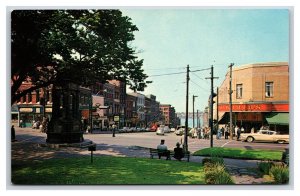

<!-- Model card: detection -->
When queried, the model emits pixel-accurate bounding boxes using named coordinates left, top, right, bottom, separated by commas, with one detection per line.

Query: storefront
left=218, top=103, right=289, bottom=133
left=19, top=106, right=42, bottom=127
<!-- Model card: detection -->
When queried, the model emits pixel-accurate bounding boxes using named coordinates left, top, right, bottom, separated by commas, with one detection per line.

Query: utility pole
left=217, top=87, right=219, bottom=131
left=196, top=109, right=199, bottom=128
left=229, top=63, right=234, bottom=140
left=206, top=65, right=218, bottom=148
left=184, top=64, right=190, bottom=153
left=192, top=95, right=198, bottom=128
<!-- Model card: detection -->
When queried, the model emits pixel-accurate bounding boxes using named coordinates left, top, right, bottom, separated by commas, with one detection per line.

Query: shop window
left=236, top=84, right=243, bottom=99
left=265, top=82, right=274, bottom=97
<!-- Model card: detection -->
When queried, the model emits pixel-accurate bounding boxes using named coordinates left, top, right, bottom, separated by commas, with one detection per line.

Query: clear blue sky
left=122, top=9, right=289, bottom=113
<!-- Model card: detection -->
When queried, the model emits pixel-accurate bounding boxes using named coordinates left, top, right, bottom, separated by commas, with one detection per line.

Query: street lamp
left=193, top=95, right=198, bottom=128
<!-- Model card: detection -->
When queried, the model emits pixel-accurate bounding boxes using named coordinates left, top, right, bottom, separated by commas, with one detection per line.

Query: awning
left=218, top=112, right=229, bottom=124
left=265, top=113, right=289, bottom=125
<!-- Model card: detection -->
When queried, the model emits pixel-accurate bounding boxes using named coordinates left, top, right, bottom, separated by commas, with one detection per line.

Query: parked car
left=156, top=126, right=164, bottom=135
left=240, top=129, right=289, bottom=144
left=119, top=127, right=129, bottom=133
left=129, top=127, right=137, bottom=132
left=175, top=126, right=185, bottom=136
left=163, top=126, right=171, bottom=133
left=170, top=128, right=176, bottom=132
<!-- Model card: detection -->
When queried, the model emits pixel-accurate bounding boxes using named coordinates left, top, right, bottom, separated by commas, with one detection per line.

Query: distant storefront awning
left=265, top=113, right=289, bottom=125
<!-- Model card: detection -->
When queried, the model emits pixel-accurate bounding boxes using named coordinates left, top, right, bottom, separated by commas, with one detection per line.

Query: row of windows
left=236, top=82, right=274, bottom=99
left=17, top=90, right=52, bottom=103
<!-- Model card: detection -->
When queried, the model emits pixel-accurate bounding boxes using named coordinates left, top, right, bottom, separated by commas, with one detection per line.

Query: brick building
left=216, top=62, right=289, bottom=133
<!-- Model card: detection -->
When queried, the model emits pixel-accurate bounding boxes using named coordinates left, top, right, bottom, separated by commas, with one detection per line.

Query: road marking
left=221, top=141, right=232, bottom=147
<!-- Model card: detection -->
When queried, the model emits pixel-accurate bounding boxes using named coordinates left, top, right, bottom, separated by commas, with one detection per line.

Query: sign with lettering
left=19, top=108, right=33, bottom=113
left=114, top=116, right=120, bottom=122
left=218, top=103, right=288, bottom=112
left=45, top=108, right=52, bottom=113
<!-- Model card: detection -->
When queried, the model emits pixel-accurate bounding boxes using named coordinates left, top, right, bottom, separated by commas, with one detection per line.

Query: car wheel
left=278, top=140, right=285, bottom=144
left=246, top=136, right=254, bottom=143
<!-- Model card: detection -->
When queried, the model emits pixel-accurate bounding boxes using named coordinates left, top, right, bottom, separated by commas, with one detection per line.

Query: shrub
left=258, top=161, right=273, bottom=174
left=269, top=165, right=289, bottom=184
left=204, top=163, right=234, bottom=184
left=202, top=157, right=224, bottom=166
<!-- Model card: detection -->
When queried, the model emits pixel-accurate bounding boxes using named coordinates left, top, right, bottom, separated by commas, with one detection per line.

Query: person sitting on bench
left=157, top=139, right=170, bottom=160
left=173, top=142, right=184, bottom=161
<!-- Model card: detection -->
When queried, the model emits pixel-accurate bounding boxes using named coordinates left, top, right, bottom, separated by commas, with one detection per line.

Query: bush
left=258, top=161, right=273, bottom=174
left=204, top=163, right=234, bottom=184
left=269, top=165, right=289, bottom=184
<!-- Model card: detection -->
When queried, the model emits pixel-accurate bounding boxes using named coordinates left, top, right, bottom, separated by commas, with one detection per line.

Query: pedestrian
left=241, top=126, right=245, bottom=133
left=217, top=128, right=222, bottom=139
left=157, top=139, right=170, bottom=160
left=173, top=142, right=184, bottom=161
left=11, top=125, right=16, bottom=142
left=234, top=126, right=238, bottom=137
left=251, top=127, right=255, bottom=133
left=112, top=124, right=116, bottom=137
left=237, top=126, right=241, bottom=141
left=225, top=125, right=229, bottom=139
left=19, top=119, right=23, bottom=128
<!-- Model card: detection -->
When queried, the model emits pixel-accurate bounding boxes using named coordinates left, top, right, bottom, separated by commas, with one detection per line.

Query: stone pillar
left=46, top=81, right=83, bottom=143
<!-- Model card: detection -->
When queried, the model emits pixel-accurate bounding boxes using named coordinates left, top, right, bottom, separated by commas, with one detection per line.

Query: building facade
left=159, top=104, right=177, bottom=127
left=216, top=62, right=289, bottom=133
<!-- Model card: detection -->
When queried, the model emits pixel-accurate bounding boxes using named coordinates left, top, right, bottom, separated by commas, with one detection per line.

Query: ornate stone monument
left=46, top=80, right=83, bottom=143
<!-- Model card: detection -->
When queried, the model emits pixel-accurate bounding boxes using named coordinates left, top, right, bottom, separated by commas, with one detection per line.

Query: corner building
left=217, top=62, right=289, bottom=134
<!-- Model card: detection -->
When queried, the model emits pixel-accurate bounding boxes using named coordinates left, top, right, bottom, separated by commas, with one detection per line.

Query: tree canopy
left=11, top=10, right=148, bottom=104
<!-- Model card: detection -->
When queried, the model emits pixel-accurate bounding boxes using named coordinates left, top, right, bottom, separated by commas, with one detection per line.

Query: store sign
left=218, top=103, right=289, bottom=112
left=46, top=108, right=52, bottom=113
left=19, top=108, right=33, bottom=113
left=114, top=116, right=120, bottom=122
left=36, top=108, right=41, bottom=113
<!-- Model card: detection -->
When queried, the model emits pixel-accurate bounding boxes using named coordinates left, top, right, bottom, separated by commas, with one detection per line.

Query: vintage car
left=156, top=126, right=165, bottom=135
left=240, top=130, right=289, bottom=144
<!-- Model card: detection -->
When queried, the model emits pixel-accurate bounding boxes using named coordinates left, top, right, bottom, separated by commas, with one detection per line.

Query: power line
left=146, top=67, right=185, bottom=71
left=148, top=71, right=186, bottom=77
left=190, top=79, right=209, bottom=91
left=190, top=67, right=211, bottom=73
left=148, top=67, right=210, bottom=77
left=191, top=72, right=209, bottom=84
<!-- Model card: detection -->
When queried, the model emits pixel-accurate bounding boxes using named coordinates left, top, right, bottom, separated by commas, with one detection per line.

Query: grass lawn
left=12, top=156, right=205, bottom=185
left=193, top=147, right=284, bottom=161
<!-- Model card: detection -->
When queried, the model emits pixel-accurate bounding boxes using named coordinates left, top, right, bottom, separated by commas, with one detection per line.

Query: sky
left=121, top=9, right=289, bottom=113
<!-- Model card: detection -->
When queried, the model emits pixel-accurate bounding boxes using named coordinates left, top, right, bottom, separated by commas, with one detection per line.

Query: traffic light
left=212, top=92, right=217, bottom=104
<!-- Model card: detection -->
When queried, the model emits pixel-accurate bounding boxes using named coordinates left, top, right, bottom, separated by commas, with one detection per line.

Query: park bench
left=149, top=148, right=190, bottom=162
left=149, top=148, right=173, bottom=160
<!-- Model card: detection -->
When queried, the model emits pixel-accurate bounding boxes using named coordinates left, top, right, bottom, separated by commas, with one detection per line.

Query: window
left=265, top=82, right=273, bottom=97
left=28, top=92, right=32, bottom=103
left=36, top=89, right=40, bottom=102
left=236, top=84, right=243, bottom=99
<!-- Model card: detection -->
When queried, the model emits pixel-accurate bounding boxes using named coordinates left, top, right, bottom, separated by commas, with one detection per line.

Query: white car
left=156, top=127, right=164, bottom=135
left=240, top=129, right=289, bottom=143
left=119, top=127, right=129, bottom=133
left=163, top=126, right=171, bottom=133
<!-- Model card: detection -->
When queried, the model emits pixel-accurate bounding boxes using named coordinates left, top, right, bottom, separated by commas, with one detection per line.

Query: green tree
left=11, top=10, right=148, bottom=104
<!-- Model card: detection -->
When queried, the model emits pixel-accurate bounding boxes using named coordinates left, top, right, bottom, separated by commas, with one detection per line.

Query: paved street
left=13, top=126, right=289, bottom=153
